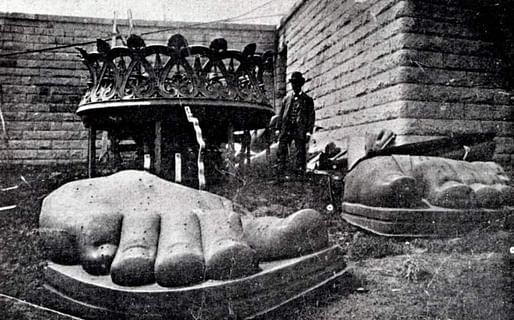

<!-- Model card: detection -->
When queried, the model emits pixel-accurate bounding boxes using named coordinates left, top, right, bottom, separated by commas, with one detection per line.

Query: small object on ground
left=0, top=205, right=17, bottom=212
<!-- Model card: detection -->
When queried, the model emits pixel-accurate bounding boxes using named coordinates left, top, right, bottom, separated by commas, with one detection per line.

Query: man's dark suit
left=276, top=92, right=315, bottom=172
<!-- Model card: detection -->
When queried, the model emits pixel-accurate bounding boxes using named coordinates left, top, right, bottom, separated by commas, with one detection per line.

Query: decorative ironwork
left=77, top=34, right=274, bottom=106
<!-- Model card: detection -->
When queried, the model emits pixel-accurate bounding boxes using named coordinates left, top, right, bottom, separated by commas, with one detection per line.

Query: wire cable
left=0, top=0, right=282, bottom=58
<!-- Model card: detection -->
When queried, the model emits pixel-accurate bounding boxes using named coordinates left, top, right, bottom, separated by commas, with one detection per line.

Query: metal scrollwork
left=77, top=34, right=272, bottom=106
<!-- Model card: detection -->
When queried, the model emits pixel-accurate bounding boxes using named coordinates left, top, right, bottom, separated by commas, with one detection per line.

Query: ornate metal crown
left=76, top=34, right=274, bottom=107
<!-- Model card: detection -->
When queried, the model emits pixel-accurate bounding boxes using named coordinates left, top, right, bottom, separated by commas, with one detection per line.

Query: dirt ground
left=0, top=164, right=512, bottom=319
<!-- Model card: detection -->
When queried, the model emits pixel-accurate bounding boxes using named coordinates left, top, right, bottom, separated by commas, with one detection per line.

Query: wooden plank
left=87, top=127, right=96, bottom=178
left=154, top=121, right=162, bottom=175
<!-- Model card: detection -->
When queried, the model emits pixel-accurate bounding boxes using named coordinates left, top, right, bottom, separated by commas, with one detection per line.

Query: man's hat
left=289, top=71, right=305, bottom=84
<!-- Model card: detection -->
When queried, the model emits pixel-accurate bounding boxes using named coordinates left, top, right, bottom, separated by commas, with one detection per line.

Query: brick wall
left=278, top=0, right=514, bottom=174
left=0, top=12, right=276, bottom=166
left=398, top=0, right=514, bottom=174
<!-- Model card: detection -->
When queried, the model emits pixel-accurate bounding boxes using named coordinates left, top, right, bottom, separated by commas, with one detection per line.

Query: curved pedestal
left=78, top=98, right=274, bottom=184
left=342, top=202, right=513, bottom=237
left=78, top=98, right=274, bottom=132
left=43, top=245, right=347, bottom=320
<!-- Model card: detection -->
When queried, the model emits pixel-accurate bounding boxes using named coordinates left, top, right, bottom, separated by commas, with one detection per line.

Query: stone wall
left=0, top=12, right=276, bottom=166
left=277, top=0, right=514, bottom=174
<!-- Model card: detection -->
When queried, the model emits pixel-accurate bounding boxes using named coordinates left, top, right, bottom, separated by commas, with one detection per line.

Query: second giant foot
left=344, top=155, right=514, bottom=209
left=39, top=170, right=328, bottom=287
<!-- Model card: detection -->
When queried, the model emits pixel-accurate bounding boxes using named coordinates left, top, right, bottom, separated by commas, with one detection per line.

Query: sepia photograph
left=0, top=0, right=512, bottom=319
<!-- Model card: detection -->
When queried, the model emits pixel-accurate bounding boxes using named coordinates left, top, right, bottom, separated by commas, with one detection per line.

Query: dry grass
left=0, top=164, right=512, bottom=319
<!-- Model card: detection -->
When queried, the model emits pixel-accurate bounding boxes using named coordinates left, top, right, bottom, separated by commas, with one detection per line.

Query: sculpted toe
left=155, top=211, right=205, bottom=286
left=470, top=183, right=503, bottom=208
left=243, top=209, right=328, bottom=261
left=111, top=247, right=156, bottom=285
left=431, top=181, right=476, bottom=208
left=377, top=175, right=420, bottom=208
left=81, top=243, right=118, bottom=275
left=205, top=239, right=258, bottom=280
left=155, top=243, right=205, bottom=287
left=110, top=212, right=160, bottom=286
left=197, top=209, right=259, bottom=280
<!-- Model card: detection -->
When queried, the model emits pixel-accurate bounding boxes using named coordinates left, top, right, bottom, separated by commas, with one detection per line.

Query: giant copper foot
left=40, top=170, right=328, bottom=287
left=345, top=156, right=513, bottom=209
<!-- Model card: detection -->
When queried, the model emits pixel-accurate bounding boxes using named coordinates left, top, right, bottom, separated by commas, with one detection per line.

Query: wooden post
left=226, top=123, right=237, bottom=180
left=143, top=140, right=151, bottom=171
left=111, top=11, right=117, bottom=47
left=243, top=130, right=251, bottom=165
left=154, top=121, right=162, bottom=175
left=88, top=127, right=96, bottom=178
left=227, top=123, right=234, bottom=158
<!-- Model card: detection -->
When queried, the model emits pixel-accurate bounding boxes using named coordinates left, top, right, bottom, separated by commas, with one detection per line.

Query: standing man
left=276, top=71, right=315, bottom=175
